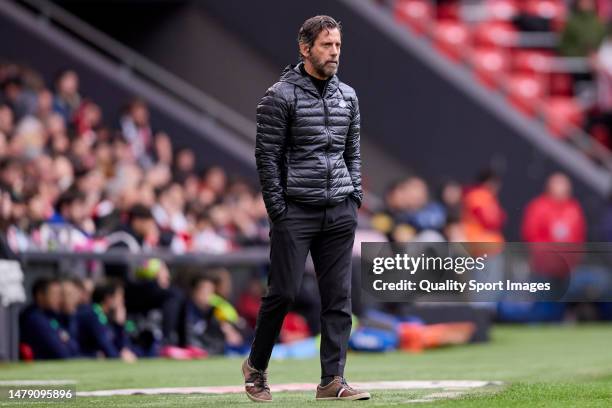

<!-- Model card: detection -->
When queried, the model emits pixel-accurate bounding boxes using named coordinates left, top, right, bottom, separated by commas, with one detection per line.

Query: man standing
left=242, top=15, right=370, bottom=402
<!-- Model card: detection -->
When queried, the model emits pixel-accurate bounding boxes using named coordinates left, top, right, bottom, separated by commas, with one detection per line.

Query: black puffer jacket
left=255, top=62, right=363, bottom=221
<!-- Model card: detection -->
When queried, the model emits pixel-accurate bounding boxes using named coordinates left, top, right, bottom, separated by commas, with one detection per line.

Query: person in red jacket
left=461, top=169, right=506, bottom=243
left=521, top=172, right=586, bottom=284
left=522, top=172, right=586, bottom=243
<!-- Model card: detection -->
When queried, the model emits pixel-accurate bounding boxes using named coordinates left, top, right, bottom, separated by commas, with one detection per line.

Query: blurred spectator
left=208, top=203, right=238, bottom=244
left=179, top=274, right=243, bottom=355
left=560, top=0, right=607, bottom=98
left=46, top=114, right=70, bottom=156
left=461, top=169, right=506, bottom=243
left=58, top=277, right=83, bottom=353
left=1, top=75, right=37, bottom=120
left=52, top=70, right=81, bottom=124
left=521, top=173, right=586, bottom=281
left=371, top=176, right=446, bottom=242
left=560, top=0, right=607, bottom=58
left=36, top=89, right=54, bottom=123
left=105, top=204, right=160, bottom=279
left=20, top=277, right=80, bottom=359
left=396, top=176, right=446, bottom=232
left=589, top=26, right=612, bottom=140
left=600, top=192, right=612, bottom=241
left=522, top=172, right=587, bottom=243
left=53, top=155, right=75, bottom=193
left=125, top=258, right=184, bottom=350
left=597, top=0, right=612, bottom=22
left=181, top=173, right=201, bottom=202
left=40, top=189, right=93, bottom=251
left=173, top=147, right=195, bottom=182
left=13, top=115, right=45, bottom=159
left=513, top=3, right=554, bottom=32
left=78, top=277, right=94, bottom=305
left=108, top=204, right=159, bottom=252
left=152, top=131, right=173, bottom=166
left=76, top=280, right=137, bottom=362
left=439, top=180, right=463, bottom=221
left=443, top=217, right=467, bottom=242
left=73, top=99, right=102, bottom=141
left=237, top=275, right=265, bottom=329
left=0, top=104, right=14, bottom=136
left=208, top=267, right=253, bottom=350
left=229, top=188, right=270, bottom=246
left=121, top=98, right=153, bottom=167
left=202, top=165, right=227, bottom=196
left=152, top=183, right=188, bottom=234
left=370, top=179, right=407, bottom=241
left=191, top=206, right=232, bottom=253
left=0, top=183, right=17, bottom=258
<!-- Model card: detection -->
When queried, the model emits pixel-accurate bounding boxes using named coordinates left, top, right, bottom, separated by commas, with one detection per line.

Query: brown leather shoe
left=316, top=376, right=371, bottom=401
left=241, top=358, right=272, bottom=402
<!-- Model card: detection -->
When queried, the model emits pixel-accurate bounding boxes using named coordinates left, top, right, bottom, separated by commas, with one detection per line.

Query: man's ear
left=299, top=42, right=310, bottom=60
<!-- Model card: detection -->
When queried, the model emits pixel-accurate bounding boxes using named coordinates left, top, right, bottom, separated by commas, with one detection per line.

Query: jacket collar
left=279, top=61, right=339, bottom=98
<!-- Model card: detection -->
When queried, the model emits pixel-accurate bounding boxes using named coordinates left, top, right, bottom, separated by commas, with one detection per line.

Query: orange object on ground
left=398, top=322, right=476, bottom=352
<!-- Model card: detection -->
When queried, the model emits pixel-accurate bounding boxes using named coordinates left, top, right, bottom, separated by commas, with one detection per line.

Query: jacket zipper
left=322, top=83, right=331, bottom=206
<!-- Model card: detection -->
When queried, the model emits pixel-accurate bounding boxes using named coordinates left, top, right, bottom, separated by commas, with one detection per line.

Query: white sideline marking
left=0, top=380, right=76, bottom=385
left=76, top=380, right=502, bottom=397
left=408, top=390, right=467, bottom=403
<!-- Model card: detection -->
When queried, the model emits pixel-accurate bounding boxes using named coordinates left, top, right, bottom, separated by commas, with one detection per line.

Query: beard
left=308, top=53, right=339, bottom=79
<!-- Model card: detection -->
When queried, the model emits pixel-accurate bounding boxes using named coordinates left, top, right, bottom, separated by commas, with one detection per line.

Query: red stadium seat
left=473, top=21, right=518, bottom=47
left=543, top=97, right=584, bottom=138
left=471, top=47, right=511, bottom=88
left=394, top=0, right=434, bottom=36
left=505, top=73, right=546, bottom=115
left=512, top=49, right=553, bottom=73
left=434, top=20, right=471, bottom=62
left=486, top=0, right=519, bottom=21
left=437, top=1, right=460, bottom=21
left=549, top=72, right=573, bottom=96
left=590, top=123, right=611, bottom=151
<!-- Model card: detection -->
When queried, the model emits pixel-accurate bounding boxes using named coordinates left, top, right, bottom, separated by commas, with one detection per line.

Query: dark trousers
left=249, top=196, right=358, bottom=378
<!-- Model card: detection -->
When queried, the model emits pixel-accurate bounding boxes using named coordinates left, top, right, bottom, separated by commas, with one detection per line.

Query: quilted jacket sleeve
left=255, top=84, right=290, bottom=221
left=344, top=93, right=363, bottom=208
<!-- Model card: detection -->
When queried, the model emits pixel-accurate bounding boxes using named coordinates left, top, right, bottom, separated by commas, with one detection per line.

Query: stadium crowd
left=1, top=58, right=608, bottom=360
left=0, top=64, right=271, bottom=257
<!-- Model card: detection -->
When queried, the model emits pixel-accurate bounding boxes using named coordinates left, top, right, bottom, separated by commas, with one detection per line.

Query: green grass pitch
left=1, top=324, right=612, bottom=407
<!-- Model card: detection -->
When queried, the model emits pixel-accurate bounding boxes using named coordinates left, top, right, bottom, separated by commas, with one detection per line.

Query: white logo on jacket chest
left=338, top=100, right=347, bottom=108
